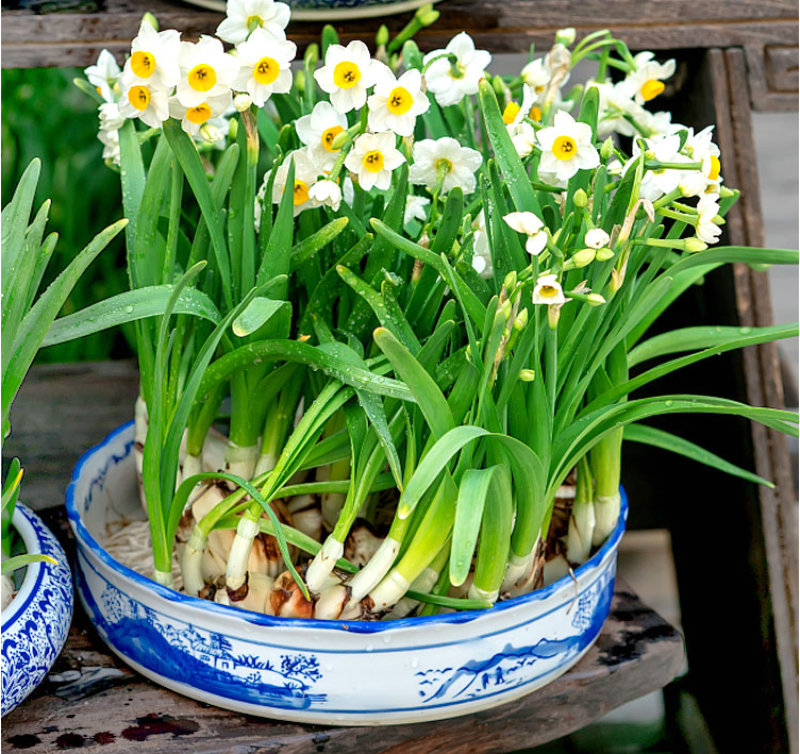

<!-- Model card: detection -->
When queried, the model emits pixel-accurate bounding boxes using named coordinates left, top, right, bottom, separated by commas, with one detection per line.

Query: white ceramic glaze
left=1, top=504, right=74, bottom=717
left=67, top=422, right=627, bottom=725
left=184, top=0, right=442, bottom=22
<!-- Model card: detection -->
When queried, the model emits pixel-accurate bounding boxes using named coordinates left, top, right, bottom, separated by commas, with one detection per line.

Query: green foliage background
left=1, top=67, right=132, bottom=362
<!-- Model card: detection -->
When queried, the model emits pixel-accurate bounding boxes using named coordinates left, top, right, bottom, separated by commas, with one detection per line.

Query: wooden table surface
left=1, top=361, right=685, bottom=753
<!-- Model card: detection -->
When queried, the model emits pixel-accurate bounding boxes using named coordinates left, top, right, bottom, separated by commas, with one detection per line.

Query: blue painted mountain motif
left=78, top=567, right=326, bottom=710
left=416, top=567, right=615, bottom=704
left=83, top=438, right=135, bottom=516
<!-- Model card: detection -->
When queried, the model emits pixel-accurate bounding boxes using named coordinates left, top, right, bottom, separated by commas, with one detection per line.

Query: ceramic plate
left=184, top=0, right=442, bottom=21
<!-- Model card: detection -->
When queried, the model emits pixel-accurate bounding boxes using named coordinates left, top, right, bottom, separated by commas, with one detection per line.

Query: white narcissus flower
left=684, top=125, right=720, bottom=164
left=502, top=84, right=536, bottom=126
left=216, top=0, right=291, bottom=45
left=681, top=125, right=723, bottom=197
left=368, top=68, right=429, bottom=137
left=198, top=109, right=233, bottom=150
left=621, top=51, right=676, bottom=106
left=521, top=57, right=549, bottom=95
left=409, top=137, right=483, bottom=195
left=696, top=195, right=722, bottom=244
left=345, top=132, right=406, bottom=192
left=404, top=195, right=430, bottom=226
left=594, top=81, right=640, bottom=138
left=308, top=179, right=343, bottom=211
left=628, top=132, right=691, bottom=201
left=124, top=22, right=181, bottom=91
left=314, top=41, right=386, bottom=114
left=232, top=28, right=295, bottom=107
left=503, top=211, right=548, bottom=256
left=532, top=274, right=566, bottom=305
left=119, top=75, right=169, bottom=128
left=639, top=109, right=684, bottom=138
left=537, top=168, right=569, bottom=191
left=234, top=93, right=253, bottom=111
left=536, top=111, right=600, bottom=183
left=584, top=228, right=610, bottom=249
left=423, top=32, right=491, bottom=108
left=169, top=91, right=232, bottom=135
left=177, top=36, right=240, bottom=108
left=85, top=49, right=121, bottom=102
left=471, top=211, right=493, bottom=279
left=521, top=52, right=571, bottom=95
left=343, top=176, right=355, bottom=206
left=507, top=121, right=537, bottom=158
left=266, top=149, right=320, bottom=215
left=295, top=101, right=348, bottom=171
left=98, top=128, right=121, bottom=165
left=98, top=102, right=125, bottom=132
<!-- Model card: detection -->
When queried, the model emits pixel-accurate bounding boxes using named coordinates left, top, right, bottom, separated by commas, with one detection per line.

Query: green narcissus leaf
left=232, top=297, right=286, bottom=337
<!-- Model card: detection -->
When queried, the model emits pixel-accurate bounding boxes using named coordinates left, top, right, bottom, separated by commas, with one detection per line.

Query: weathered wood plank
left=1, top=574, right=684, bottom=754
left=747, top=45, right=800, bottom=111
left=2, top=360, right=139, bottom=512
left=616, top=46, right=797, bottom=754
left=721, top=47, right=799, bottom=754
left=1, top=0, right=798, bottom=69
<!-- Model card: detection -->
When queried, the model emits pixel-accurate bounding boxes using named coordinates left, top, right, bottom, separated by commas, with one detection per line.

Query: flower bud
left=586, top=293, right=606, bottom=306
left=573, top=188, right=588, bottom=208
left=548, top=44, right=571, bottom=72
left=683, top=237, right=708, bottom=253
left=331, top=129, right=351, bottom=150
left=600, top=136, right=615, bottom=162
left=503, top=270, right=517, bottom=293
left=376, top=25, right=389, bottom=47
left=200, top=123, right=224, bottom=144
left=719, top=186, right=736, bottom=199
left=228, top=118, right=238, bottom=141
left=295, top=69, right=306, bottom=94
left=596, top=247, right=615, bottom=262
left=519, top=369, right=536, bottom=382
left=491, top=74, right=507, bottom=100
left=555, top=27, right=577, bottom=45
left=565, top=248, right=596, bottom=269
left=234, top=93, right=252, bottom=112
left=304, top=43, right=319, bottom=69
left=141, top=11, right=159, bottom=30
left=418, top=9, right=440, bottom=26
left=514, top=308, right=529, bottom=330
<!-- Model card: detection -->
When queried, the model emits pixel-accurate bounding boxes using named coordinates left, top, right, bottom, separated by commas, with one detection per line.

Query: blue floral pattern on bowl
left=67, top=422, right=627, bottom=725
left=1, top=504, right=74, bottom=717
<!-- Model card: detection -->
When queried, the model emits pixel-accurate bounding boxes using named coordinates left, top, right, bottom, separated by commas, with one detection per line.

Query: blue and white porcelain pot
left=67, top=422, right=627, bottom=725
left=1, top=504, right=74, bottom=717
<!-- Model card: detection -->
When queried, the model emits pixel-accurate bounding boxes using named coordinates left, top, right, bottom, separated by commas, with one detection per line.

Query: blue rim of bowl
left=66, top=420, right=628, bottom=634
left=1, top=505, right=61, bottom=632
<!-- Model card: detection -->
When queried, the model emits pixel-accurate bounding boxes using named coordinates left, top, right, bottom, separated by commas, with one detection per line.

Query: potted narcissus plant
left=1, top=160, right=129, bottom=716
left=64, top=4, right=798, bottom=724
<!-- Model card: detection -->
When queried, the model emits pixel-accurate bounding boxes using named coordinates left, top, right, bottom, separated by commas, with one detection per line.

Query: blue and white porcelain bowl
left=1, top=504, right=74, bottom=717
left=67, top=422, right=627, bottom=725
